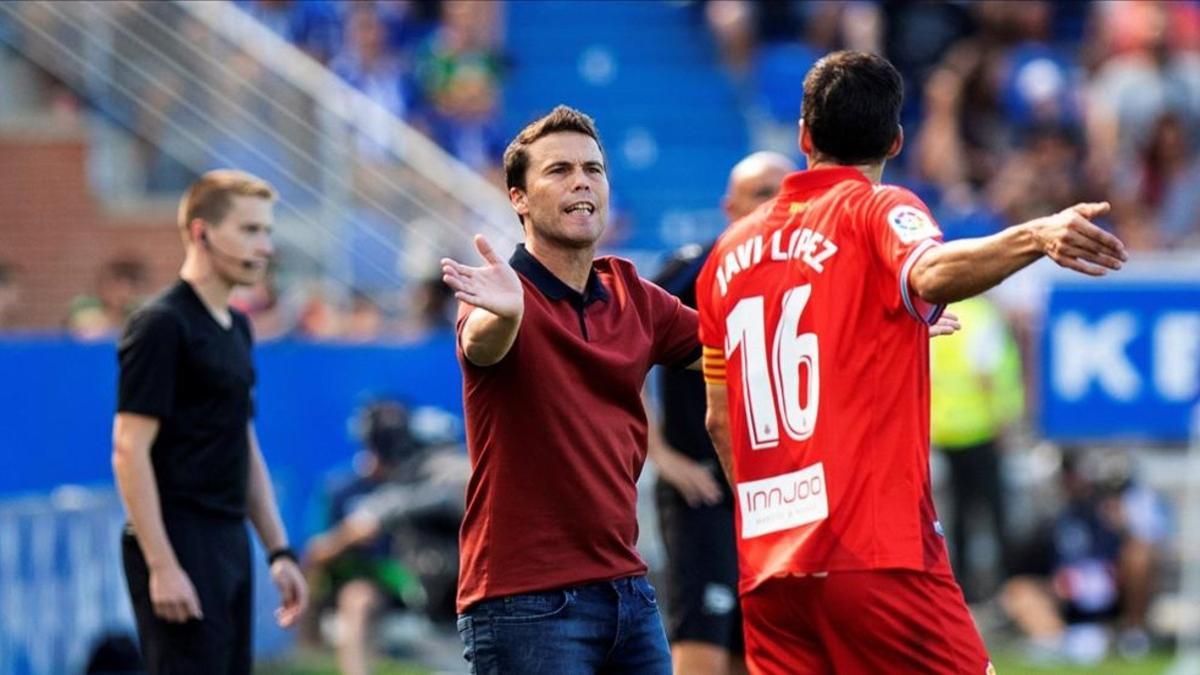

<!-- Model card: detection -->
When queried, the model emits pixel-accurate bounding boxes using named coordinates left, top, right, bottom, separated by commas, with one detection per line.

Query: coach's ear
left=509, top=186, right=529, bottom=222
left=887, top=126, right=904, bottom=160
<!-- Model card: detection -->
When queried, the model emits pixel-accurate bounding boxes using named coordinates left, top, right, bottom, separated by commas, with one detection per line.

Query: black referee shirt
left=653, top=244, right=721, bottom=466
left=117, top=280, right=255, bottom=519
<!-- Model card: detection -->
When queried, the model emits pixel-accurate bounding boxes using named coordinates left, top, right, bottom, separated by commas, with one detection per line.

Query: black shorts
left=655, top=480, right=743, bottom=653
left=122, top=511, right=252, bottom=675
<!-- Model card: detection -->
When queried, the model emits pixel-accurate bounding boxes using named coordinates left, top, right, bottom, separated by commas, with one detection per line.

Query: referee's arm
left=246, top=424, right=309, bottom=626
left=112, top=412, right=203, bottom=623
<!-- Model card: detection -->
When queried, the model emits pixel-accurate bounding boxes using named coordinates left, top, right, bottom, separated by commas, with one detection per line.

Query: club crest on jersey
left=887, top=205, right=940, bottom=244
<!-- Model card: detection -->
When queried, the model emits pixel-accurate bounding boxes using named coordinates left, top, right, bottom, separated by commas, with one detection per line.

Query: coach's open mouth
left=563, top=201, right=595, bottom=215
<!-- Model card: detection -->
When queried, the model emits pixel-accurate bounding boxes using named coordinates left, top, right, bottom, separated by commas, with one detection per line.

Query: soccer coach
left=112, top=170, right=308, bottom=674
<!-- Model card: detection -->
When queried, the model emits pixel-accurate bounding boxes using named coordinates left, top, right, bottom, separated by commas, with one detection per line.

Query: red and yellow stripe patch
left=702, top=346, right=727, bottom=385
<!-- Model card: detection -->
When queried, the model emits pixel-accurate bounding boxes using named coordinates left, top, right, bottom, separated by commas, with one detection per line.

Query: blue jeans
left=457, top=576, right=672, bottom=674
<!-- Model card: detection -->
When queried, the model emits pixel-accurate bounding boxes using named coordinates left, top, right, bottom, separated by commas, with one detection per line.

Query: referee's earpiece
left=199, top=225, right=257, bottom=270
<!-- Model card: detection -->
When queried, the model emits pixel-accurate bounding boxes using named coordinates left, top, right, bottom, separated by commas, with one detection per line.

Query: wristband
left=268, top=547, right=297, bottom=566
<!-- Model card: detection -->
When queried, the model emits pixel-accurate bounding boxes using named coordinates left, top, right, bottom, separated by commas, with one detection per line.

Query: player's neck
left=525, top=238, right=595, bottom=293
left=180, top=254, right=235, bottom=326
left=807, top=159, right=885, bottom=184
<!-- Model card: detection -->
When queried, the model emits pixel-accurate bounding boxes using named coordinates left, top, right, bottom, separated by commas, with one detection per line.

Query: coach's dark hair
left=801, top=50, right=903, bottom=165
left=503, top=105, right=605, bottom=194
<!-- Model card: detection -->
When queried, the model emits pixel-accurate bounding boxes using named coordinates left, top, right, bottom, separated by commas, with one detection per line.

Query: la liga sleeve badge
left=887, top=205, right=941, bottom=244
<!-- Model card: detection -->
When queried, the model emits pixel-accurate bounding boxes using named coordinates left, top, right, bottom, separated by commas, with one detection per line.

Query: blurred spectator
left=230, top=271, right=290, bottom=340
left=415, top=0, right=506, bottom=174
left=0, top=262, right=21, bottom=330
left=66, top=255, right=149, bottom=341
left=330, top=3, right=419, bottom=158
left=915, top=1, right=1060, bottom=196
left=931, top=294, right=1025, bottom=603
left=307, top=401, right=467, bottom=629
left=395, top=276, right=455, bottom=341
left=1110, top=112, right=1200, bottom=250
left=304, top=400, right=422, bottom=675
left=239, top=0, right=343, bottom=64
left=1001, top=449, right=1169, bottom=664
left=294, top=283, right=345, bottom=340
left=342, top=290, right=386, bottom=343
left=986, top=122, right=1089, bottom=226
left=1086, top=1, right=1200, bottom=191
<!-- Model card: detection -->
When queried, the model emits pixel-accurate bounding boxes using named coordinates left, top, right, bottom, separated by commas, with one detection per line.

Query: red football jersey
left=697, top=167, right=952, bottom=595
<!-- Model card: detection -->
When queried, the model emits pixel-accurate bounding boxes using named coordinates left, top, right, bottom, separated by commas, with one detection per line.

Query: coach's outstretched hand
left=1030, top=202, right=1127, bottom=276
left=270, top=557, right=309, bottom=628
left=441, top=234, right=524, bottom=320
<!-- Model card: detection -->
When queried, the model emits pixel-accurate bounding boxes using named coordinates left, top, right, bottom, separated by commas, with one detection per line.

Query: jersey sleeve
left=866, top=186, right=946, bottom=324
left=645, top=278, right=701, bottom=369
left=694, top=247, right=727, bottom=385
left=117, top=307, right=183, bottom=418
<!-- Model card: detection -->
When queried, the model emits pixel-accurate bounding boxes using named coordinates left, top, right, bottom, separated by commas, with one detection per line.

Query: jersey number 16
left=726, top=284, right=819, bottom=450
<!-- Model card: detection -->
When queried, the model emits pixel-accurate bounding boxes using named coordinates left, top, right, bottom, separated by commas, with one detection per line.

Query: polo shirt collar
left=780, top=166, right=871, bottom=196
left=510, top=244, right=610, bottom=307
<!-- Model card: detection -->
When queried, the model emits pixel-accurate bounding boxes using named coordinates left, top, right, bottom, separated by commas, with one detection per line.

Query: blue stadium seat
left=502, top=0, right=749, bottom=251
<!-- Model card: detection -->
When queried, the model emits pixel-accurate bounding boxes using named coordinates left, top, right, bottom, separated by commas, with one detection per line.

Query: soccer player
left=440, top=106, right=699, bottom=673
left=648, top=151, right=795, bottom=675
left=112, top=170, right=308, bottom=675
left=697, top=51, right=1126, bottom=674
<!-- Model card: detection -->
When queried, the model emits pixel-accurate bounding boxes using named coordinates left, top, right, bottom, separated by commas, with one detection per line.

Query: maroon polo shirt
left=455, top=244, right=700, bottom=611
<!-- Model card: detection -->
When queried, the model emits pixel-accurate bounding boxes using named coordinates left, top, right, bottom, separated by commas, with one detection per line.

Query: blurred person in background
left=930, top=293, right=1024, bottom=603
left=67, top=255, right=150, bottom=341
left=415, top=0, right=506, bottom=176
left=1109, top=112, right=1200, bottom=250
left=342, top=290, right=387, bottom=343
left=230, top=270, right=291, bottom=341
left=330, top=2, right=418, bottom=159
left=112, top=170, right=307, bottom=675
left=1085, top=0, right=1200, bottom=193
left=1001, top=448, right=1170, bottom=664
left=310, top=403, right=468, bottom=627
left=396, top=276, right=457, bottom=342
left=0, top=261, right=22, bottom=330
left=294, top=282, right=346, bottom=340
left=304, top=400, right=422, bottom=675
left=648, top=151, right=795, bottom=675
left=238, top=0, right=343, bottom=65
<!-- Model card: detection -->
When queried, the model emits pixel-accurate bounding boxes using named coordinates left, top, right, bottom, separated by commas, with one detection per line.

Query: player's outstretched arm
left=442, top=234, right=524, bottom=366
left=910, top=202, right=1126, bottom=305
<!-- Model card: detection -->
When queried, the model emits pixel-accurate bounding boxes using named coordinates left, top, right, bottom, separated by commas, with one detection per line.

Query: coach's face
left=208, top=195, right=275, bottom=286
left=513, top=131, right=609, bottom=250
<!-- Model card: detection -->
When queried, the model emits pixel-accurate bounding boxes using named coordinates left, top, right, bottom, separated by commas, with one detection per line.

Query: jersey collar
left=509, top=243, right=610, bottom=307
left=780, top=166, right=871, bottom=197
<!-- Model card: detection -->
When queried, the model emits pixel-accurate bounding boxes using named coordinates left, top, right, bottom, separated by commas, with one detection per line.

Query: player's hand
left=1031, top=202, right=1127, bottom=276
left=270, top=557, right=309, bottom=628
left=929, top=311, right=961, bottom=338
left=441, top=234, right=524, bottom=320
left=654, top=448, right=723, bottom=507
left=149, top=563, right=203, bottom=623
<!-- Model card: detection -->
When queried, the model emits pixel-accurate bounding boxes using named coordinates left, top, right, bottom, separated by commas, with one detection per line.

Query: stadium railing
left=0, top=0, right=518, bottom=293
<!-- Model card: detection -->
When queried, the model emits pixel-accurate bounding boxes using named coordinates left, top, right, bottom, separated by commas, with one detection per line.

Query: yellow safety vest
left=930, top=296, right=1024, bottom=449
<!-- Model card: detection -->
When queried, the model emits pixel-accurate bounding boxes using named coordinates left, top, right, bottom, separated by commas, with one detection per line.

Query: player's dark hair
left=802, top=51, right=903, bottom=165
left=504, top=104, right=605, bottom=195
